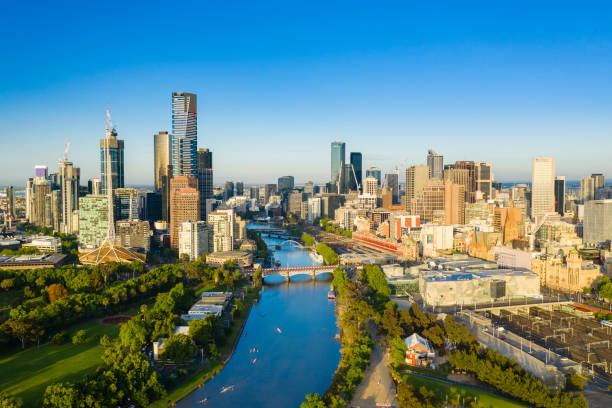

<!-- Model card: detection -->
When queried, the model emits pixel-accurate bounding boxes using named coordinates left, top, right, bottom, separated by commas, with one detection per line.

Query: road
left=351, top=322, right=396, bottom=408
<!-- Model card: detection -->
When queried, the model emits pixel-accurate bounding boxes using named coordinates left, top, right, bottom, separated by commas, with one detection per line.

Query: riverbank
left=150, top=285, right=261, bottom=408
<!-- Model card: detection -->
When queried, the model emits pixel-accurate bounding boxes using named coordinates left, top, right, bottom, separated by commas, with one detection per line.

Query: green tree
left=42, top=383, right=81, bottom=408
left=72, top=329, right=87, bottom=344
left=253, top=267, right=263, bottom=287
left=100, top=334, right=112, bottom=347
left=567, top=372, right=584, bottom=391
left=0, top=278, right=14, bottom=291
left=188, top=315, right=218, bottom=347
left=4, top=319, right=35, bottom=349
left=0, top=391, right=22, bottom=408
left=301, top=233, right=315, bottom=247
left=163, top=334, right=196, bottom=363
left=300, top=393, right=326, bottom=408
left=119, top=319, right=148, bottom=350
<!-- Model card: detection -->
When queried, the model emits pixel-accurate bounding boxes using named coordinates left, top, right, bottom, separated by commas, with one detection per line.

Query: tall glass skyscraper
left=100, top=127, right=124, bottom=194
left=350, top=152, right=362, bottom=191
left=171, top=92, right=198, bottom=177
left=330, top=141, right=345, bottom=188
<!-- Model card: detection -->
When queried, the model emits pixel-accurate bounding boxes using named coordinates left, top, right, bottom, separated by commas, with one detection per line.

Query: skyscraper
left=444, top=181, right=465, bottom=224
left=179, top=221, right=210, bottom=260
left=197, top=148, right=213, bottom=220
left=366, top=166, right=382, bottom=187
left=384, top=173, right=399, bottom=204
left=531, top=157, right=555, bottom=222
left=169, top=176, right=200, bottom=249
left=171, top=92, right=198, bottom=178
left=427, top=149, right=443, bottom=180
left=78, top=195, right=109, bottom=248
left=100, top=122, right=124, bottom=194
left=475, top=162, right=493, bottom=200
left=350, top=152, right=362, bottom=192
left=330, top=141, right=346, bottom=191
left=405, top=165, right=430, bottom=212
left=364, top=177, right=378, bottom=196
left=59, top=160, right=80, bottom=234
left=154, top=131, right=171, bottom=191
left=114, top=188, right=139, bottom=221
left=88, top=178, right=102, bottom=195
left=454, top=161, right=476, bottom=203
left=277, top=176, right=294, bottom=192
left=224, top=181, right=235, bottom=201
left=35, top=165, right=48, bottom=179
left=236, top=182, right=244, bottom=196
left=554, top=176, right=565, bottom=216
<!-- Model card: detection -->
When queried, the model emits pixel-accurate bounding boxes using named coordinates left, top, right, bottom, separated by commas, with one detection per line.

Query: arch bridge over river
left=244, top=265, right=337, bottom=281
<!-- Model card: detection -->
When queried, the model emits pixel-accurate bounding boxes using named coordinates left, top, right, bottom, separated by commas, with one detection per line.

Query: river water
left=175, top=224, right=340, bottom=407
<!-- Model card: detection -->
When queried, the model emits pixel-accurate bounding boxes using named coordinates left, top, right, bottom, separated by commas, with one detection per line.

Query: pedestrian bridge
left=276, top=240, right=304, bottom=248
left=245, top=265, right=337, bottom=281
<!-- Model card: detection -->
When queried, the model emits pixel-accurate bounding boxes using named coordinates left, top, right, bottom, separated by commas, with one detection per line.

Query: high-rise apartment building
left=154, top=131, right=171, bottom=191
left=531, top=157, right=555, bottom=223
left=384, top=173, right=399, bottom=204
left=250, top=185, right=260, bottom=203
left=26, top=178, right=34, bottom=222
left=304, top=181, right=315, bottom=196
left=33, top=179, right=52, bottom=228
left=444, top=168, right=470, bottom=203
left=264, top=184, right=276, bottom=204
left=169, top=176, right=200, bottom=249
left=584, top=200, right=612, bottom=244
left=59, top=161, right=80, bottom=234
left=554, top=176, right=565, bottom=216
left=307, top=197, right=322, bottom=224
left=427, top=149, right=444, bottom=180
left=475, top=162, right=493, bottom=200
left=444, top=181, right=465, bottom=225
left=35, top=165, right=48, bottom=179
left=236, top=182, right=244, bottom=197
left=171, top=92, right=197, bottom=177
left=100, top=125, right=124, bottom=194
left=364, top=177, right=378, bottom=196
left=197, top=148, right=213, bottom=220
left=208, top=210, right=234, bottom=252
left=405, top=165, right=430, bottom=212
left=581, top=174, right=605, bottom=201
left=278, top=176, right=294, bottom=192
left=366, top=167, right=382, bottom=186
left=330, top=141, right=346, bottom=190
left=179, top=221, right=210, bottom=260
left=6, top=186, right=15, bottom=220
left=350, top=152, right=362, bottom=192
left=78, top=194, right=109, bottom=248
left=289, top=191, right=304, bottom=217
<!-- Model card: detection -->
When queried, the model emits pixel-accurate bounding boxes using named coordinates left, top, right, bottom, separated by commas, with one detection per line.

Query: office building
left=341, top=163, right=352, bottom=193
left=26, top=178, right=34, bottom=222
left=366, top=166, right=382, bottom=186
left=34, top=165, right=48, bottom=179
left=384, top=173, right=399, bottom=204
left=289, top=191, right=304, bottom=217
left=349, top=152, right=362, bottom=192
left=33, top=179, right=52, bottom=228
left=454, top=161, right=477, bottom=203
left=475, top=162, right=493, bottom=200
left=444, top=168, right=470, bottom=202
left=78, top=195, right=109, bottom=248
left=224, top=181, right=234, bottom=201
left=113, top=188, right=139, bottom=221
left=208, top=210, right=234, bottom=252
left=581, top=174, right=605, bottom=202
left=278, top=176, right=294, bottom=192
left=171, top=92, right=198, bottom=177
left=583, top=199, right=612, bottom=244
left=145, top=191, right=162, bottom=222
left=427, top=149, right=443, bottom=180
left=154, top=131, right=172, bottom=202
left=6, top=186, right=15, bottom=220
left=196, top=148, right=213, bottom=220
left=531, top=157, right=555, bottom=222
left=554, top=176, right=565, bottom=216
left=100, top=124, right=124, bottom=194
left=88, top=178, right=102, bottom=195
left=116, top=219, right=151, bottom=251
left=179, top=221, right=210, bottom=261
left=169, top=176, right=200, bottom=250
left=321, top=194, right=343, bottom=219
left=58, top=160, right=80, bottom=234
left=250, top=185, right=260, bottom=203
left=444, top=181, right=465, bottom=225
left=235, top=182, right=244, bottom=197
left=331, top=141, right=346, bottom=191
left=411, top=180, right=445, bottom=222
left=264, top=184, right=276, bottom=204
left=304, top=181, right=315, bottom=196
left=405, top=165, right=430, bottom=212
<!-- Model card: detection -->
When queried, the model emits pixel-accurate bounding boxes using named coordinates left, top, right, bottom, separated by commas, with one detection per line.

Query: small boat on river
left=276, top=327, right=282, bottom=334
left=328, top=290, right=336, bottom=300
left=220, top=385, right=235, bottom=393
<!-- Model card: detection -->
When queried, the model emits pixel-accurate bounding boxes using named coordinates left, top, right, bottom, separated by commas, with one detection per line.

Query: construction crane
left=58, top=139, right=71, bottom=165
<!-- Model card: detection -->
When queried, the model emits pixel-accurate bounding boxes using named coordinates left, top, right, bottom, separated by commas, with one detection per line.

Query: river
left=175, top=224, right=341, bottom=407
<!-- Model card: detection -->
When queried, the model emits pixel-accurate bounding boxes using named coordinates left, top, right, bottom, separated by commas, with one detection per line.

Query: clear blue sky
left=1, top=1, right=611, bottom=187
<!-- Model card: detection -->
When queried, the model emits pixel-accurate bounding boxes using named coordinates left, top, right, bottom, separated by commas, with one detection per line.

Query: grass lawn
left=402, top=373, right=528, bottom=408
left=0, top=312, right=140, bottom=407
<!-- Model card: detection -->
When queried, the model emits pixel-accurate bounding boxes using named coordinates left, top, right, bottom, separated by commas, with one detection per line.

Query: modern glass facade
left=171, top=92, right=198, bottom=178
left=366, top=166, right=382, bottom=187
left=78, top=195, right=109, bottom=248
left=350, top=152, right=362, bottom=191
left=330, top=141, right=345, bottom=187
left=100, top=128, right=124, bottom=194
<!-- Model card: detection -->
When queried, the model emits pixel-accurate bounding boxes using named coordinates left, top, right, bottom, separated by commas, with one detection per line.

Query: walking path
left=351, top=322, right=396, bottom=407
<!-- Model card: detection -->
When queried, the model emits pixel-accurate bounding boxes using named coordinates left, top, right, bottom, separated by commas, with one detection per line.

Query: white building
left=531, top=157, right=555, bottom=223
left=178, top=221, right=210, bottom=261
left=208, top=210, right=234, bottom=252
left=357, top=194, right=377, bottom=210
left=420, top=224, right=453, bottom=257
left=364, top=176, right=378, bottom=196
left=23, top=236, right=62, bottom=253
left=307, top=197, right=321, bottom=224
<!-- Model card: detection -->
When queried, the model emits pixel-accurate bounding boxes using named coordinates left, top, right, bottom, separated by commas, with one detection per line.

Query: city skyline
left=2, top=2, right=612, bottom=186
